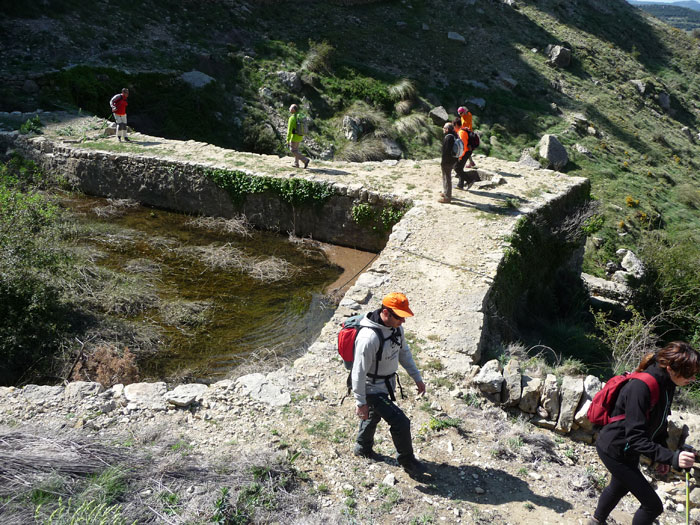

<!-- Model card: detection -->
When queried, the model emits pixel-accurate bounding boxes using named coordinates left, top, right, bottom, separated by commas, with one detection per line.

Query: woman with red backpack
left=589, top=341, right=699, bottom=525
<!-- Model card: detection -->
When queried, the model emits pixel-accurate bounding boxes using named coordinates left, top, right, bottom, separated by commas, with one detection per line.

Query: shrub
left=388, top=78, right=416, bottom=102
left=19, top=115, right=43, bottom=135
left=0, top=157, right=69, bottom=385
left=70, top=345, right=139, bottom=387
left=302, top=40, right=335, bottom=73
left=632, top=231, right=700, bottom=346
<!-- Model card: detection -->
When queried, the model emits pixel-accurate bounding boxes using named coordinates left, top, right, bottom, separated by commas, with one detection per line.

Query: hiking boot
left=124, top=136, right=131, bottom=142
left=117, top=137, right=122, bottom=142
left=437, top=195, right=451, bottom=204
left=456, top=183, right=464, bottom=190
left=399, top=457, right=427, bottom=476
left=303, top=159, right=310, bottom=169
left=353, top=445, right=379, bottom=461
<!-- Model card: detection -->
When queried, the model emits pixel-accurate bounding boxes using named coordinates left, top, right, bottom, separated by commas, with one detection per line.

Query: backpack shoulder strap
left=631, top=372, right=660, bottom=408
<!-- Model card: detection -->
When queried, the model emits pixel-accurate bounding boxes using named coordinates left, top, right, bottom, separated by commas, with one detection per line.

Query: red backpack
left=587, top=372, right=659, bottom=426
left=337, top=314, right=385, bottom=369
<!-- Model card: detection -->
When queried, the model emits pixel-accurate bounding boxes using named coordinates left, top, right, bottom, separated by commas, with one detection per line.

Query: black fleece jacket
left=595, top=363, right=680, bottom=468
left=442, top=132, right=457, bottom=167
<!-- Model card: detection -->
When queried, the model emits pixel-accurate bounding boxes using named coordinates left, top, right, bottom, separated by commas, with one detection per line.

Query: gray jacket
left=351, top=313, right=422, bottom=406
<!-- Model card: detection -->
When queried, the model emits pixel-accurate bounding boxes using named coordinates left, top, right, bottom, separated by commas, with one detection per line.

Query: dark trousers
left=454, top=155, right=468, bottom=187
left=594, top=446, right=664, bottom=525
left=356, top=393, right=413, bottom=462
left=441, top=163, right=454, bottom=198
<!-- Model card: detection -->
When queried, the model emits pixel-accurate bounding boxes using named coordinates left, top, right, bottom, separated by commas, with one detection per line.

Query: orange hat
left=382, top=292, right=414, bottom=318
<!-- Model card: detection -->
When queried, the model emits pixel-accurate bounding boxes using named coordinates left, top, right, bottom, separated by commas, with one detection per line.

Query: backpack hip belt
left=367, top=371, right=405, bottom=402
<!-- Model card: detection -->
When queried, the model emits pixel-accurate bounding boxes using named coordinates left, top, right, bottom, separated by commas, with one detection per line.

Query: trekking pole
left=685, top=465, right=692, bottom=525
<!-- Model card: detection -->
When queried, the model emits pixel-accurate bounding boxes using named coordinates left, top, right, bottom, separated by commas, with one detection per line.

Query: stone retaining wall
left=0, top=132, right=407, bottom=252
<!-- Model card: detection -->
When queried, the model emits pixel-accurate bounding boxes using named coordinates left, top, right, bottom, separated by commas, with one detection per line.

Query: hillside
left=3, top=1, right=700, bottom=362
left=632, top=2, right=700, bottom=29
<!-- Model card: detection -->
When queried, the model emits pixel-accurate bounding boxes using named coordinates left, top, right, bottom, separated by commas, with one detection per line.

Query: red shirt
left=110, top=94, right=128, bottom=116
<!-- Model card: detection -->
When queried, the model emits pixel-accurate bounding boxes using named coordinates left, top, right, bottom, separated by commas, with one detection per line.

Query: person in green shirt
left=287, top=104, right=310, bottom=169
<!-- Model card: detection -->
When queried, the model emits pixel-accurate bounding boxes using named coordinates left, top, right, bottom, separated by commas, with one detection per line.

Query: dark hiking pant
left=594, top=447, right=664, bottom=525
left=356, top=393, right=413, bottom=462
left=441, top=163, right=453, bottom=199
left=453, top=155, right=468, bottom=187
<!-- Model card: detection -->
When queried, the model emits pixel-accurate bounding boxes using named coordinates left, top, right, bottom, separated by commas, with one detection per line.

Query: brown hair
left=635, top=341, right=700, bottom=378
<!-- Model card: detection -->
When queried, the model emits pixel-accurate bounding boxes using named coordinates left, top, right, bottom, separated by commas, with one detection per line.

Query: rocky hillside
left=3, top=0, right=700, bottom=282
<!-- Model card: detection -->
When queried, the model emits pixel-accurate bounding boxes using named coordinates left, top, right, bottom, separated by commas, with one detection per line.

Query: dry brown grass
left=182, top=244, right=299, bottom=282
left=70, top=344, right=139, bottom=387
left=185, top=215, right=252, bottom=237
left=337, top=137, right=387, bottom=162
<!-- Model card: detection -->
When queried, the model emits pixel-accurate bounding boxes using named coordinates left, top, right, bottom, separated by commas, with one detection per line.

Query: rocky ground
left=1, top=113, right=699, bottom=524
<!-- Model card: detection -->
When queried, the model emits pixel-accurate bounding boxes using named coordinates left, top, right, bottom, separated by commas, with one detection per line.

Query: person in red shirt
left=110, top=88, right=130, bottom=142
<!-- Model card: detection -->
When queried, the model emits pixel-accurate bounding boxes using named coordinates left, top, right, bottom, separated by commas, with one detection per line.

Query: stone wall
left=0, top=132, right=408, bottom=253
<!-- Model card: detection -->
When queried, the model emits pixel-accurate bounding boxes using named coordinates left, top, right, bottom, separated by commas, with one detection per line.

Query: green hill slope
left=2, top=0, right=700, bottom=347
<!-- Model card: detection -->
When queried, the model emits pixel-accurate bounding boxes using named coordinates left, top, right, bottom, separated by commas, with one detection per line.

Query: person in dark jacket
left=439, top=122, right=458, bottom=204
left=589, top=341, right=700, bottom=525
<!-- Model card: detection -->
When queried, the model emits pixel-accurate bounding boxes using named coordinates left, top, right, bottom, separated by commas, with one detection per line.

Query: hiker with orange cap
left=352, top=292, right=427, bottom=476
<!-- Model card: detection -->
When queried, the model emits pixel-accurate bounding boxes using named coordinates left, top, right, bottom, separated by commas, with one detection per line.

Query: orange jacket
left=461, top=112, right=473, bottom=132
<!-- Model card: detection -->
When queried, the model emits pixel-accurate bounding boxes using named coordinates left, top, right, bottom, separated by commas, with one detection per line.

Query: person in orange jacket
left=451, top=118, right=472, bottom=190
left=458, top=106, right=476, bottom=168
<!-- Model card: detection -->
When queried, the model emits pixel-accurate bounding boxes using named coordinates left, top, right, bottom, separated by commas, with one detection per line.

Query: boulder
left=382, top=138, right=403, bottom=159
left=468, top=97, right=486, bottom=110
left=537, top=134, right=568, bottom=171
left=540, top=374, right=560, bottom=422
left=556, top=376, right=584, bottom=433
left=236, top=372, right=291, bottom=406
left=342, top=116, right=363, bottom=141
left=619, top=250, right=644, bottom=279
left=581, top=273, right=630, bottom=303
left=501, top=359, right=522, bottom=406
left=548, top=45, right=571, bottom=68
left=22, top=385, right=64, bottom=402
left=448, top=32, right=466, bottom=43
left=630, top=79, right=651, bottom=96
left=429, top=106, right=450, bottom=126
left=180, top=70, right=215, bottom=88
left=123, top=382, right=168, bottom=410
left=658, top=92, right=671, bottom=112
left=473, top=359, right=504, bottom=395
left=465, top=79, right=488, bottom=90
left=165, top=383, right=209, bottom=407
left=64, top=381, right=104, bottom=402
left=518, top=149, right=541, bottom=169
left=574, top=375, right=602, bottom=432
left=276, top=71, right=302, bottom=91
left=496, top=72, right=517, bottom=90
left=519, top=375, right=542, bottom=414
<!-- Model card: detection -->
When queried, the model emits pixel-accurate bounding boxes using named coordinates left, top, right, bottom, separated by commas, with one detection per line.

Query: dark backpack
left=467, top=130, right=480, bottom=149
left=337, top=314, right=403, bottom=402
left=587, top=372, right=659, bottom=426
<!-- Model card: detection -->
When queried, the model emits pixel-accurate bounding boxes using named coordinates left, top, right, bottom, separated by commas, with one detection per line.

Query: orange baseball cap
left=382, top=292, right=414, bottom=317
